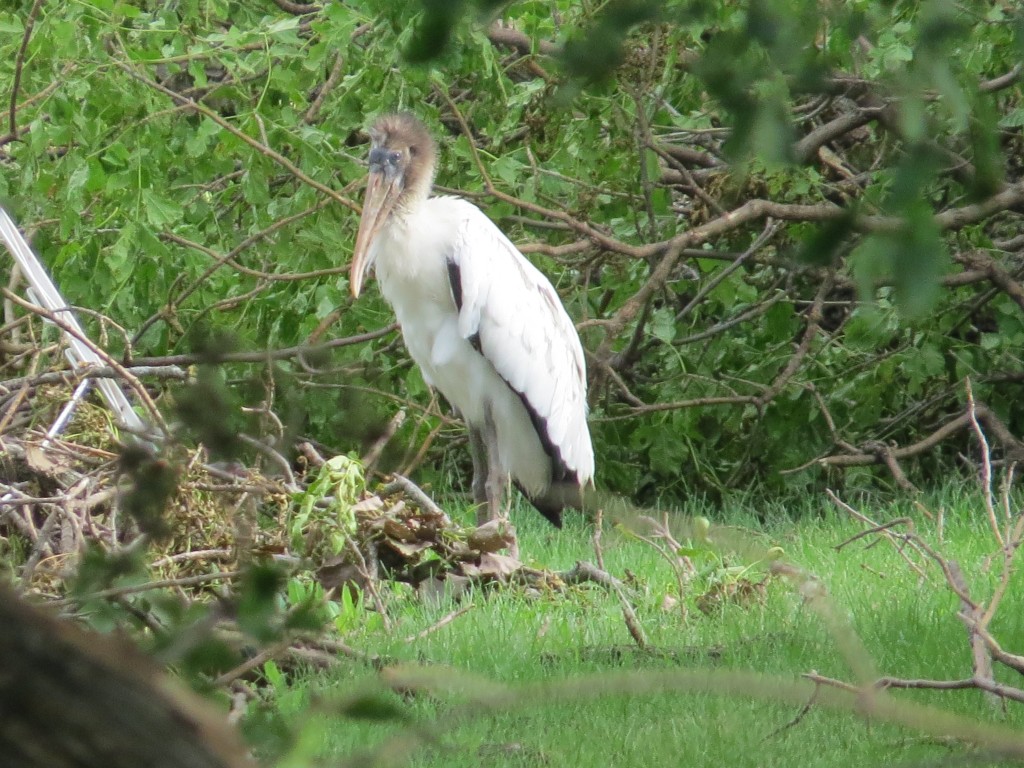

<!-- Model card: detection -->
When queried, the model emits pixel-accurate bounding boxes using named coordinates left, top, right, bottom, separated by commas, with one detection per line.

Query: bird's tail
left=522, top=481, right=589, bottom=529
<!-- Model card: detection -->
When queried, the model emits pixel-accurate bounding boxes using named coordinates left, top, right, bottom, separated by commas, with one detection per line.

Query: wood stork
left=349, top=113, right=594, bottom=529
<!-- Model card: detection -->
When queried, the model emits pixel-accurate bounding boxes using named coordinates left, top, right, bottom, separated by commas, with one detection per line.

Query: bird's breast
left=372, top=209, right=466, bottom=385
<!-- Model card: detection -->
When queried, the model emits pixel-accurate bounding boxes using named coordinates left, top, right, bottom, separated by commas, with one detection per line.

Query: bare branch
left=8, top=0, right=45, bottom=138
left=487, top=20, right=558, bottom=56
left=270, top=0, right=319, bottom=15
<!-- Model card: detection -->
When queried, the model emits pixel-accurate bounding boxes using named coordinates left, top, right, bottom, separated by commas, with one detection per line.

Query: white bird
left=350, top=113, right=594, bottom=528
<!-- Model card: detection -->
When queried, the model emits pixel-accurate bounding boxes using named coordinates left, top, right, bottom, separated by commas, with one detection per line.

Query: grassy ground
left=261, top=485, right=1024, bottom=767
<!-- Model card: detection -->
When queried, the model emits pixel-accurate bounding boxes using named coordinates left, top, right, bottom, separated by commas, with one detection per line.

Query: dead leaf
left=316, top=558, right=367, bottom=600
left=695, top=578, right=767, bottom=615
left=477, top=552, right=521, bottom=579
left=24, top=443, right=68, bottom=477
left=446, top=539, right=472, bottom=557
left=385, top=538, right=434, bottom=558
left=468, top=520, right=515, bottom=553
left=382, top=517, right=417, bottom=542
left=352, top=496, right=385, bottom=516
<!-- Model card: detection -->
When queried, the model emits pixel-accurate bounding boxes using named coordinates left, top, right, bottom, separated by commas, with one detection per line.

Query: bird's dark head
left=351, top=113, right=437, bottom=298
left=367, top=113, right=436, bottom=201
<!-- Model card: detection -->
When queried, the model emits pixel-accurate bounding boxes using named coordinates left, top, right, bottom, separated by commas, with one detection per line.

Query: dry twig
left=404, top=606, right=474, bottom=643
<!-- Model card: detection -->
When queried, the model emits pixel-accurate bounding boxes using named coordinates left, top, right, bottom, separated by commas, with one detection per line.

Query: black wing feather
left=447, top=256, right=481, bottom=353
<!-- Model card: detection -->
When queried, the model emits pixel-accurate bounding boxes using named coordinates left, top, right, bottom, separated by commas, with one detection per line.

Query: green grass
left=260, top=486, right=1024, bottom=767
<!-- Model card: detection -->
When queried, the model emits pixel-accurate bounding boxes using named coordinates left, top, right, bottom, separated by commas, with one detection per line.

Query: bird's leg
left=468, top=425, right=489, bottom=522
left=481, top=409, right=503, bottom=525
left=481, top=405, right=519, bottom=559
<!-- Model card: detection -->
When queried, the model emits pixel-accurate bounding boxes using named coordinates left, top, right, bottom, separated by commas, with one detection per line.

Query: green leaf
left=109, top=222, right=138, bottom=275
left=141, top=189, right=184, bottom=227
left=263, top=659, right=284, bottom=688
left=797, top=211, right=857, bottom=267
left=998, top=108, right=1024, bottom=129
left=266, top=16, right=301, bottom=34
left=890, top=209, right=946, bottom=318
left=650, top=307, right=676, bottom=343
left=237, top=563, right=287, bottom=642
left=0, top=13, right=24, bottom=35
left=404, top=0, right=466, bottom=63
left=560, top=0, right=661, bottom=83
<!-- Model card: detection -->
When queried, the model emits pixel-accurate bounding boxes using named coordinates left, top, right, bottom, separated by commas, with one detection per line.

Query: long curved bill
left=350, top=170, right=403, bottom=298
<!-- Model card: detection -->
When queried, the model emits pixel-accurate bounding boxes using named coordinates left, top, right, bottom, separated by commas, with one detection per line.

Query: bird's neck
left=384, top=186, right=432, bottom=248
left=374, top=199, right=448, bottom=290
left=399, top=184, right=431, bottom=214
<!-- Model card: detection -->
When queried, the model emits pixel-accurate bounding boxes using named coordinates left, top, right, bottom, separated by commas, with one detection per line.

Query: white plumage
left=349, top=113, right=594, bottom=528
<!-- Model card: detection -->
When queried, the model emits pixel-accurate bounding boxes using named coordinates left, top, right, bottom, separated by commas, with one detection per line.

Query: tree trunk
left=0, top=586, right=254, bottom=768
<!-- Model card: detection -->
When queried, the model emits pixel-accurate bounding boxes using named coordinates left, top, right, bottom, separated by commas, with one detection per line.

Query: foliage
left=266, top=487, right=1024, bottom=767
left=291, top=454, right=362, bottom=557
left=2, top=0, right=1023, bottom=509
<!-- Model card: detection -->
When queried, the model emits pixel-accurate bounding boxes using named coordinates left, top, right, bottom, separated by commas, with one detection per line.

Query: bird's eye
left=389, top=150, right=402, bottom=165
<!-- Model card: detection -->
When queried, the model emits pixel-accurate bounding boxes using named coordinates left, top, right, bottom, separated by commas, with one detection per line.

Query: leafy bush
left=2, top=0, right=1023, bottom=508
